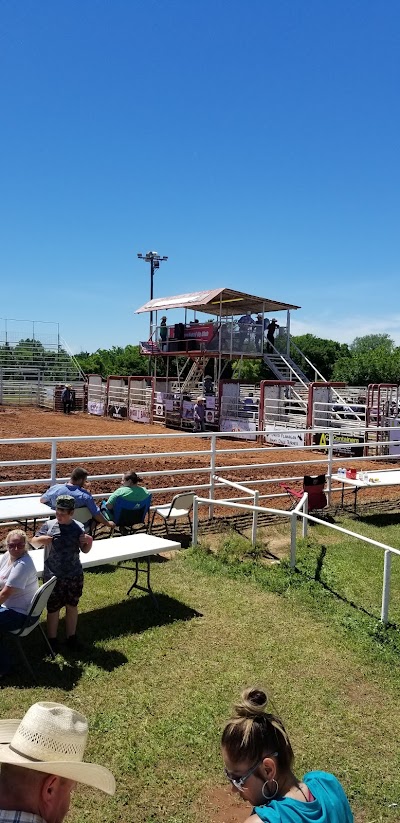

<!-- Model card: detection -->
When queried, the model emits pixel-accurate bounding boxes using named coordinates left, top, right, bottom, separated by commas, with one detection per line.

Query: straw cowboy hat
left=0, top=702, right=115, bottom=795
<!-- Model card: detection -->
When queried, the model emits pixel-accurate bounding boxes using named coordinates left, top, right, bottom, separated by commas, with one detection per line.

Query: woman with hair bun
left=221, top=687, right=353, bottom=822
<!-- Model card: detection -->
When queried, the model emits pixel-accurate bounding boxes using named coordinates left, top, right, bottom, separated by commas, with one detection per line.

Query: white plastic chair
left=150, top=492, right=195, bottom=535
left=7, top=576, right=57, bottom=681
left=72, top=506, right=93, bottom=532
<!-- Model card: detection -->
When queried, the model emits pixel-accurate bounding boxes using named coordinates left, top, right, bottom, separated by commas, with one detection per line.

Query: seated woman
left=0, top=530, right=38, bottom=676
left=105, top=471, right=151, bottom=514
left=221, top=686, right=353, bottom=823
left=103, top=471, right=152, bottom=533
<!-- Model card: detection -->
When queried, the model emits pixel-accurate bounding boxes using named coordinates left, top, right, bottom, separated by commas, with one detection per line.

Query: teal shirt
left=106, top=485, right=150, bottom=508
left=253, top=771, right=353, bottom=823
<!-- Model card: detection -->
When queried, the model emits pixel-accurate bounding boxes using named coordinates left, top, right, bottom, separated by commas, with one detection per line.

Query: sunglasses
left=224, top=752, right=278, bottom=791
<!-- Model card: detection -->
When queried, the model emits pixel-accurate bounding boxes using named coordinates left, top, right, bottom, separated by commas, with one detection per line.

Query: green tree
left=349, top=333, right=394, bottom=356
left=333, top=335, right=400, bottom=385
left=290, top=334, right=349, bottom=381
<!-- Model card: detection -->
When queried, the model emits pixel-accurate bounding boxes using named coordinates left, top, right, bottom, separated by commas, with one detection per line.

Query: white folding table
left=332, top=469, right=400, bottom=512
left=29, top=533, right=181, bottom=601
left=0, top=495, right=52, bottom=531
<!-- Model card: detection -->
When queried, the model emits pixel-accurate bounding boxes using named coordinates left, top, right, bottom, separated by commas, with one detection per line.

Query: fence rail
left=191, top=490, right=400, bottom=625
left=1, top=426, right=400, bottom=622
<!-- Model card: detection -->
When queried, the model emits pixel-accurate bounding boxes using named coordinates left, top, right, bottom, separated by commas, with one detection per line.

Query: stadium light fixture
left=137, top=251, right=168, bottom=368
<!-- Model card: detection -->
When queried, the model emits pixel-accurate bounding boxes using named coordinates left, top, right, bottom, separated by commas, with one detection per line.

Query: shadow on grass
left=357, top=511, right=400, bottom=529
left=297, top=544, right=386, bottom=624
left=3, top=593, right=202, bottom=691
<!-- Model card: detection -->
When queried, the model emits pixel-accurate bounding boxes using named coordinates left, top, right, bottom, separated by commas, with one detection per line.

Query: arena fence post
left=290, top=511, right=297, bottom=568
left=252, top=490, right=259, bottom=548
left=327, top=430, right=334, bottom=505
left=50, top=440, right=57, bottom=484
left=381, top=549, right=392, bottom=624
left=208, top=433, right=217, bottom=519
left=192, top=496, right=199, bottom=547
left=302, top=494, right=308, bottom=538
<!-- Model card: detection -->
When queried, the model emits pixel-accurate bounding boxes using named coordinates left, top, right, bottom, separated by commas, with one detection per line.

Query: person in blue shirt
left=40, top=466, right=114, bottom=531
left=221, top=686, right=353, bottom=823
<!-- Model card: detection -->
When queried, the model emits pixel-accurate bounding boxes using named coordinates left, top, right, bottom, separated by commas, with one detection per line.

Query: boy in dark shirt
left=31, top=494, right=92, bottom=651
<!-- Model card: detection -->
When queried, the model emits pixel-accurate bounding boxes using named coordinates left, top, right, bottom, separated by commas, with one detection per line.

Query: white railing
left=1, top=428, right=400, bottom=503
left=1, top=426, right=400, bottom=620
left=191, top=491, right=400, bottom=625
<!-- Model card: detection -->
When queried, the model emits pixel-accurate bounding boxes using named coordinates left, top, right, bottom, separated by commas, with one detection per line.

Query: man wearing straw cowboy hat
left=0, top=701, right=115, bottom=823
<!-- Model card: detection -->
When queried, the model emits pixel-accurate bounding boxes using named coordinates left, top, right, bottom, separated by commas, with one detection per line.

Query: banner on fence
left=387, top=418, right=400, bottom=456
left=182, top=400, right=194, bottom=420
left=265, top=427, right=305, bottom=448
left=108, top=404, right=127, bottom=420
left=129, top=404, right=150, bottom=424
left=314, top=431, right=364, bottom=456
left=220, top=417, right=257, bottom=440
left=88, top=400, right=105, bottom=416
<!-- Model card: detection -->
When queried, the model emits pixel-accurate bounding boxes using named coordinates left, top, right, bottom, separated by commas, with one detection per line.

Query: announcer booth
left=135, top=287, right=300, bottom=431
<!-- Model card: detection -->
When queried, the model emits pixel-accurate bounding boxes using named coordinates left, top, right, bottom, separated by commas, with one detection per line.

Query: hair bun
left=234, top=687, right=268, bottom=718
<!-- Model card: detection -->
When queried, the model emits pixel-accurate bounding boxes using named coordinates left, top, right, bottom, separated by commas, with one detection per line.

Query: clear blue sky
left=1, top=0, right=399, bottom=352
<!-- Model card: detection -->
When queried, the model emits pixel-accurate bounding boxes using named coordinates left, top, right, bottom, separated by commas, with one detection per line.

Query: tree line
left=74, top=333, right=400, bottom=386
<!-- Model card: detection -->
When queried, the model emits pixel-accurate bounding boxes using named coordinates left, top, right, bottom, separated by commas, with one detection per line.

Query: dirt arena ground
left=0, top=406, right=397, bottom=525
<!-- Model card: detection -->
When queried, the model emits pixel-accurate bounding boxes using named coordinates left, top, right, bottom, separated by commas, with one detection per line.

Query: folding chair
left=112, top=495, right=152, bottom=536
left=7, top=576, right=57, bottom=682
left=150, top=492, right=195, bottom=535
left=73, top=506, right=93, bottom=533
left=280, top=475, right=328, bottom=517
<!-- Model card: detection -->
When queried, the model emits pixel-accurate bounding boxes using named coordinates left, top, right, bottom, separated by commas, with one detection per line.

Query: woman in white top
left=0, top=530, right=38, bottom=675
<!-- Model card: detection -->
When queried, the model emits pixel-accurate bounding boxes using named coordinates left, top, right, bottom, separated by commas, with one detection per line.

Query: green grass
left=2, top=515, right=400, bottom=823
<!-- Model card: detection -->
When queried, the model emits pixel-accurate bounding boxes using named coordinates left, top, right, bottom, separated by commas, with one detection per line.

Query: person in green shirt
left=105, top=471, right=150, bottom=514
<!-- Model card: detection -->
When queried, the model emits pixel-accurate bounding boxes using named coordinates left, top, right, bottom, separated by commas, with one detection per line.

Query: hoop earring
left=262, top=778, right=279, bottom=802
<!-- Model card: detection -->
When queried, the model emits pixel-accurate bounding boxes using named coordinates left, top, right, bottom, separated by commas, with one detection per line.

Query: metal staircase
left=263, top=346, right=309, bottom=413
left=264, top=339, right=365, bottom=426
left=170, top=357, right=210, bottom=395
left=263, top=351, right=309, bottom=384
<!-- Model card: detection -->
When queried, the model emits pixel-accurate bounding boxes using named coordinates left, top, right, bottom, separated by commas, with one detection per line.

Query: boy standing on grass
left=30, top=494, right=92, bottom=652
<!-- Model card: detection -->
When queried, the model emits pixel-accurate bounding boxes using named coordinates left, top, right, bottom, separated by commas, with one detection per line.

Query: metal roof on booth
left=135, top=287, right=300, bottom=317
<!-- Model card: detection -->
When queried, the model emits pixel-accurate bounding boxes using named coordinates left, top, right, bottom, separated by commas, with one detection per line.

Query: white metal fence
left=1, top=426, right=400, bottom=622
left=191, top=491, right=400, bottom=626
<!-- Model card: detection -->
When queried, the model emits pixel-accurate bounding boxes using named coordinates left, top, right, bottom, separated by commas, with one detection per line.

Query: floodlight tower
left=137, top=251, right=168, bottom=341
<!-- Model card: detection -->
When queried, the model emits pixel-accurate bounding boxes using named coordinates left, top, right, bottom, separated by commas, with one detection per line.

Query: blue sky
left=1, top=0, right=399, bottom=353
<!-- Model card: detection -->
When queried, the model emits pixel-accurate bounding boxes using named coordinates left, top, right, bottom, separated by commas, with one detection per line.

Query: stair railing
left=289, top=339, right=365, bottom=425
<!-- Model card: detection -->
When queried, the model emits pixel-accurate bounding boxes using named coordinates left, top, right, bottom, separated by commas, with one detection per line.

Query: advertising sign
left=88, top=400, right=105, bottom=416
left=129, top=405, right=150, bottom=424
left=265, top=427, right=305, bottom=448
left=182, top=400, right=194, bottom=420
left=314, top=431, right=364, bottom=456
left=387, top=418, right=400, bottom=456
left=108, top=404, right=127, bottom=420
left=184, top=323, right=215, bottom=343
left=220, top=417, right=257, bottom=440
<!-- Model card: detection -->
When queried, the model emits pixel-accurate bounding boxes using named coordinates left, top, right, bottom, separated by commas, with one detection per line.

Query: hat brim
left=0, top=724, right=115, bottom=795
